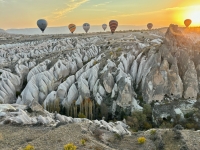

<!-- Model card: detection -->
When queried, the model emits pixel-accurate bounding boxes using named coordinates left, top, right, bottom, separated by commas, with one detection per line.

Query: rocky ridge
left=0, top=25, right=200, bottom=132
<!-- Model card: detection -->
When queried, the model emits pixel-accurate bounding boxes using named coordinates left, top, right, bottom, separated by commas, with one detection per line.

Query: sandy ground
left=0, top=123, right=200, bottom=150
left=0, top=123, right=112, bottom=150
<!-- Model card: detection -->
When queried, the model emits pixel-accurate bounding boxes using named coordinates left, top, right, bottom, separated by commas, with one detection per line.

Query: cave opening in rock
left=163, top=117, right=167, bottom=121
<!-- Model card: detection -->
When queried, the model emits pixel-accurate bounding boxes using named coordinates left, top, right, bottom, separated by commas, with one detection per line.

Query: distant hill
left=0, top=29, right=6, bottom=33
left=6, top=25, right=164, bottom=35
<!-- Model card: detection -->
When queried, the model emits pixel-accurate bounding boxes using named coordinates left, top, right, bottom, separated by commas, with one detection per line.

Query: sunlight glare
left=184, top=5, right=200, bottom=26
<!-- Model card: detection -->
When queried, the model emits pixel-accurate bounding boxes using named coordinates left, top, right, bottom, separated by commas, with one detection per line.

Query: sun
left=184, top=6, right=200, bottom=26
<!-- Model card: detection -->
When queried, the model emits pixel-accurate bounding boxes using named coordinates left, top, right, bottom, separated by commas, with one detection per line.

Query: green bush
left=78, top=113, right=86, bottom=118
left=143, top=122, right=152, bottom=130
left=150, top=129, right=156, bottom=135
left=185, top=123, right=198, bottom=129
left=80, top=139, right=86, bottom=146
left=24, top=144, right=35, bottom=150
left=127, top=111, right=147, bottom=130
left=93, top=60, right=98, bottom=65
left=93, top=129, right=103, bottom=140
left=63, top=143, right=77, bottom=150
left=184, top=112, right=194, bottom=118
left=143, top=104, right=152, bottom=117
left=117, top=48, right=122, bottom=51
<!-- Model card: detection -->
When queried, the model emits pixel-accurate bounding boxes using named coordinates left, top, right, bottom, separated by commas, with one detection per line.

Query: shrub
left=143, top=104, right=152, bottom=117
left=80, top=139, right=86, bottom=146
left=0, top=133, right=3, bottom=141
left=24, top=144, right=35, bottom=150
left=185, top=123, right=197, bottom=130
left=94, top=146, right=103, bottom=150
left=173, top=129, right=182, bottom=140
left=160, top=122, right=173, bottom=128
left=144, top=122, right=152, bottom=130
left=114, top=133, right=123, bottom=140
left=128, top=111, right=147, bottom=130
left=174, top=124, right=184, bottom=130
left=46, top=99, right=60, bottom=113
left=16, top=91, right=21, bottom=97
left=93, top=60, right=98, bottom=65
left=150, top=129, right=156, bottom=135
left=117, top=48, right=122, bottom=51
left=184, top=112, right=194, bottom=118
left=63, top=143, right=77, bottom=150
left=93, top=129, right=103, bottom=140
left=158, top=140, right=165, bottom=149
left=78, top=113, right=86, bottom=118
left=138, top=137, right=146, bottom=144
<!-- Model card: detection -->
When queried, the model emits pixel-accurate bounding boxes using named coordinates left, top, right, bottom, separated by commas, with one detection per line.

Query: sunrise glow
left=1, top=0, right=200, bottom=29
left=182, top=5, right=200, bottom=26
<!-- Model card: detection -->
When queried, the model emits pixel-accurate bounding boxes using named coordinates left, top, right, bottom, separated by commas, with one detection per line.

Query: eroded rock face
left=1, top=25, right=200, bottom=123
left=183, top=60, right=198, bottom=99
left=143, top=67, right=165, bottom=103
left=165, top=24, right=192, bottom=50
left=117, top=77, right=134, bottom=107
left=152, top=100, right=197, bottom=125
left=102, top=71, right=114, bottom=93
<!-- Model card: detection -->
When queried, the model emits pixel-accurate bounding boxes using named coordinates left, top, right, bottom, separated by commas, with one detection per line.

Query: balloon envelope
left=147, top=23, right=153, bottom=30
left=37, top=19, right=48, bottom=33
left=184, top=19, right=192, bottom=27
left=83, top=23, right=90, bottom=33
left=102, top=24, right=107, bottom=31
left=68, top=24, right=76, bottom=33
left=109, top=20, right=118, bottom=34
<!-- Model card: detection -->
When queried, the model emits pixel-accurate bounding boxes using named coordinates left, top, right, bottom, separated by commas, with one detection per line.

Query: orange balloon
left=184, top=19, right=192, bottom=27
left=68, top=24, right=76, bottom=33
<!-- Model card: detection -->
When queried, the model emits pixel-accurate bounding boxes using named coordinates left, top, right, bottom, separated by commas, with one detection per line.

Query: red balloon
left=109, top=20, right=118, bottom=34
left=184, top=19, right=192, bottom=27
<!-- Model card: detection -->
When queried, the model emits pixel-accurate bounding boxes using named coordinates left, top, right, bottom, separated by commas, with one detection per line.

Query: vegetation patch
left=80, top=139, right=86, bottom=146
left=138, top=137, right=146, bottom=144
left=63, top=143, right=77, bottom=150
left=23, top=144, right=35, bottom=150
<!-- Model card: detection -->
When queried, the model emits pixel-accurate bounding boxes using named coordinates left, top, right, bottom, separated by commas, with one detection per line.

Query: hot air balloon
left=184, top=19, right=192, bottom=27
left=37, top=19, right=48, bottom=33
left=109, top=20, right=118, bottom=34
left=147, top=23, right=153, bottom=30
left=102, top=24, right=107, bottom=31
left=68, top=24, right=76, bottom=34
left=83, top=23, right=90, bottom=33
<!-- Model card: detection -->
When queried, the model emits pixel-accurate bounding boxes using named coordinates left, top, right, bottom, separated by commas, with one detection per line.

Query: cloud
left=54, top=0, right=89, bottom=18
left=110, top=5, right=199, bottom=18
left=107, top=5, right=200, bottom=26
left=94, top=1, right=111, bottom=7
left=81, top=9, right=106, bottom=11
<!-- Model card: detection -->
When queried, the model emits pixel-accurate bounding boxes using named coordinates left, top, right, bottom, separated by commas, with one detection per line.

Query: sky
left=1, top=0, right=200, bottom=29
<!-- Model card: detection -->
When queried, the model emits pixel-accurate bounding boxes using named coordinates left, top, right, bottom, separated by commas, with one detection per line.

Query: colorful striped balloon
left=147, top=23, right=153, bottom=30
left=68, top=24, right=76, bottom=33
left=109, top=20, right=118, bottom=34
